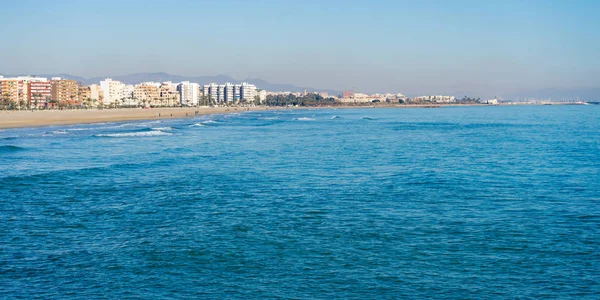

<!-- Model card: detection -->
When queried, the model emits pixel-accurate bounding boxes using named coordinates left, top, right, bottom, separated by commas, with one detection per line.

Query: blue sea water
left=1, top=106, right=599, bottom=299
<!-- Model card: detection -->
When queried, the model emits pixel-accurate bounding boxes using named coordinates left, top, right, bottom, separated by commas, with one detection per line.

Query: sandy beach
left=0, top=104, right=505, bottom=129
left=0, top=107, right=271, bottom=129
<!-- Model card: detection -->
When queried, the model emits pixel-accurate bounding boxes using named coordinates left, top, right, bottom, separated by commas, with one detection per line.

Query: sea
left=1, top=106, right=599, bottom=299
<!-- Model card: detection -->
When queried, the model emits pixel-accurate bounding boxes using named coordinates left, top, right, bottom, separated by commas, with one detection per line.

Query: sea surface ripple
left=1, top=106, right=599, bottom=299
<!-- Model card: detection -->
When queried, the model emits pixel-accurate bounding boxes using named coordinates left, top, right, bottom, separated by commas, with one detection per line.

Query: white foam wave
left=95, top=130, right=172, bottom=137
left=189, top=123, right=205, bottom=127
left=67, top=127, right=92, bottom=131
left=151, top=127, right=174, bottom=131
left=294, top=117, right=316, bottom=121
left=202, top=120, right=219, bottom=124
left=331, top=116, right=341, bottom=119
left=50, top=130, right=68, bottom=135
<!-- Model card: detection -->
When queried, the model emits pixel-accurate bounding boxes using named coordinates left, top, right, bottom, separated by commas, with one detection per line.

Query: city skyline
left=1, top=0, right=599, bottom=99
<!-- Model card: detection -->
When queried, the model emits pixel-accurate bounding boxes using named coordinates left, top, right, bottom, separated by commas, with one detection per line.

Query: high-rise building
left=50, top=78, right=79, bottom=104
left=240, top=82, right=257, bottom=102
left=203, top=82, right=260, bottom=104
left=178, top=81, right=199, bottom=106
left=234, top=84, right=241, bottom=101
left=203, top=83, right=218, bottom=102
left=224, top=82, right=234, bottom=102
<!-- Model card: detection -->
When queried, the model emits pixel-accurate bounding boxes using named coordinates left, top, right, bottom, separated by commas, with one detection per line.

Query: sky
left=1, top=0, right=599, bottom=97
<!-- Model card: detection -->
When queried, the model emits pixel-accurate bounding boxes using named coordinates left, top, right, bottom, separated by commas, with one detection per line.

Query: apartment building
left=29, top=80, right=52, bottom=107
left=240, top=82, right=257, bottom=102
left=78, top=86, right=92, bottom=104
left=100, top=78, right=125, bottom=105
left=178, top=81, right=199, bottom=106
left=50, top=78, right=79, bottom=104
left=134, top=82, right=161, bottom=106
left=203, top=82, right=258, bottom=103
left=159, top=82, right=180, bottom=106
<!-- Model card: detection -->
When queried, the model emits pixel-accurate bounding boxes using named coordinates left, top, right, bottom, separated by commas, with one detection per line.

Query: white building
left=99, top=78, right=125, bottom=105
left=178, top=81, right=199, bottom=106
left=258, top=90, right=267, bottom=103
left=121, top=84, right=135, bottom=105
left=240, top=82, right=257, bottom=102
left=203, top=83, right=218, bottom=103
left=204, top=82, right=253, bottom=104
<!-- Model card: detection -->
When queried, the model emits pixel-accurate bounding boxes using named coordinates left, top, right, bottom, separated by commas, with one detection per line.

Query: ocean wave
left=50, top=130, right=68, bottom=135
left=0, top=145, right=26, bottom=152
left=202, top=120, right=220, bottom=125
left=189, top=123, right=205, bottom=127
left=95, top=130, right=172, bottom=138
left=260, top=117, right=279, bottom=120
left=331, top=115, right=341, bottom=119
left=151, top=127, right=174, bottom=131
left=294, top=117, right=316, bottom=121
left=361, top=116, right=377, bottom=120
left=1, top=136, right=18, bottom=140
left=67, top=127, right=93, bottom=131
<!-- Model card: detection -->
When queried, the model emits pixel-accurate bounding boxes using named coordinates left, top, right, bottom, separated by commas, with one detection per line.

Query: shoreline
left=0, top=103, right=576, bottom=129
left=0, top=107, right=268, bottom=129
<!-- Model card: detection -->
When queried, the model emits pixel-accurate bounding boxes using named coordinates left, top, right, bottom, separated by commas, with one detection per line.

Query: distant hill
left=1, top=72, right=342, bottom=95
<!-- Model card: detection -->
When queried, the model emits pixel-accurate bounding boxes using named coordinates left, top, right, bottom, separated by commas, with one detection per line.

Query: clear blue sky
left=1, top=0, right=598, bottom=97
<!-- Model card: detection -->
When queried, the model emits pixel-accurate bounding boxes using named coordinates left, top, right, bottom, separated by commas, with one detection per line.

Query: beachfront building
left=224, top=82, right=234, bottom=103
left=203, top=83, right=218, bottom=103
left=134, top=82, right=161, bottom=106
left=240, top=82, right=257, bottom=103
left=78, top=86, right=92, bottom=106
left=159, top=82, right=180, bottom=106
left=121, top=85, right=135, bottom=106
left=258, top=90, right=267, bottom=103
left=28, top=79, right=52, bottom=108
left=89, top=84, right=104, bottom=106
left=50, top=78, right=80, bottom=105
left=0, top=76, right=51, bottom=107
left=178, top=81, right=199, bottom=106
left=203, top=82, right=258, bottom=104
left=100, top=78, right=126, bottom=106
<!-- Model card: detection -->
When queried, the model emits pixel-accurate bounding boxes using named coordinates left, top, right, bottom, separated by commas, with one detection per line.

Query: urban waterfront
left=1, top=106, right=599, bottom=298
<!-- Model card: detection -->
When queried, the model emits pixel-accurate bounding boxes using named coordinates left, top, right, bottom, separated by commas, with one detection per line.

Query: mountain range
left=0, top=72, right=343, bottom=96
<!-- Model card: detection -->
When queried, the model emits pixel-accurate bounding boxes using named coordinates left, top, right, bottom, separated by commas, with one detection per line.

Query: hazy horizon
left=2, top=0, right=599, bottom=98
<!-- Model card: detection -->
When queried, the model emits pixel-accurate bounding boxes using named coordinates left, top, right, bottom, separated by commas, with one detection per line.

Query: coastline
left=0, top=103, right=556, bottom=129
left=0, top=107, right=267, bottom=129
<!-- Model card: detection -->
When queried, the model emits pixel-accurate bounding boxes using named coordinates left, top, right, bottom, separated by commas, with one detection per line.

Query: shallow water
left=1, top=106, right=599, bottom=298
